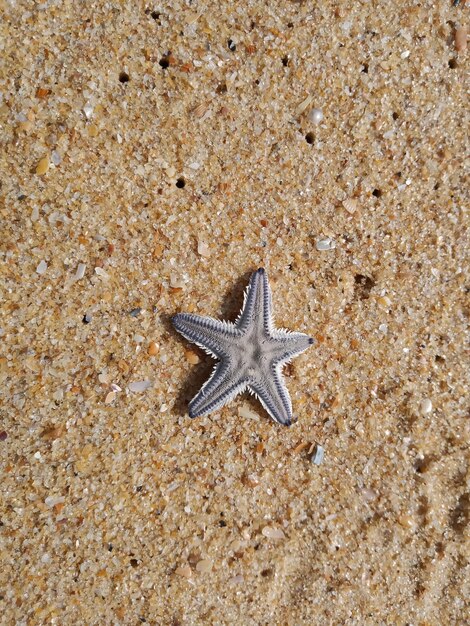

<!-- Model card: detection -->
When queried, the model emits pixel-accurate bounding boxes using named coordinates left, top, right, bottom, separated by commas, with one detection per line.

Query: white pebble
left=83, top=102, right=94, bottom=119
left=36, top=260, right=48, bottom=275
left=316, top=238, right=335, bottom=251
left=45, top=495, right=65, bottom=508
left=238, top=404, right=260, bottom=421
left=378, top=323, right=388, bottom=333
left=170, top=273, right=185, bottom=289
left=308, top=108, right=324, bottom=125
left=94, top=266, right=109, bottom=279
left=51, top=150, right=61, bottom=166
left=311, top=444, right=324, bottom=466
left=262, top=526, right=285, bottom=540
left=128, top=380, right=152, bottom=393
left=197, top=240, right=211, bottom=257
left=75, top=263, right=86, bottom=280
left=420, top=398, right=433, bottom=415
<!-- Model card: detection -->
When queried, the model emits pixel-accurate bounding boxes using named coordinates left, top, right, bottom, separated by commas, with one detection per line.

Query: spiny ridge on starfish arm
left=172, top=268, right=314, bottom=426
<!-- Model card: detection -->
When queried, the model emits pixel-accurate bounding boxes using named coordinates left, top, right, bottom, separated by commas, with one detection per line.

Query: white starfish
left=172, top=268, right=314, bottom=426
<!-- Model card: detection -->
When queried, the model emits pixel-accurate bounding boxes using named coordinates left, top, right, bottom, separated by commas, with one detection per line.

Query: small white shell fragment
left=36, top=260, right=48, bottom=274
left=45, top=495, right=65, bottom=508
left=197, top=240, right=211, bottom=257
left=111, top=383, right=122, bottom=392
left=83, top=102, right=94, bottom=119
left=104, top=391, right=116, bottom=404
left=75, top=263, right=86, bottom=280
left=316, top=238, right=336, bottom=251
left=343, top=198, right=358, bottom=214
left=128, top=380, right=152, bottom=393
left=308, top=108, right=324, bottom=125
left=238, top=404, right=260, bottom=421
left=296, top=94, right=313, bottom=116
left=420, top=398, right=433, bottom=415
left=262, top=526, right=285, bottom=540
left=94, top=267, right=109, bottom=279
left=170, top=273, right=185, bottom=289
left=311, top=444, right=324, bottom=466
left=133, top=334, right=144, bottom=343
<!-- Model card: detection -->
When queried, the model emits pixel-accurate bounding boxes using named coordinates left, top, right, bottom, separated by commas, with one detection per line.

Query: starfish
left=172, top=268, right=314, bottom=426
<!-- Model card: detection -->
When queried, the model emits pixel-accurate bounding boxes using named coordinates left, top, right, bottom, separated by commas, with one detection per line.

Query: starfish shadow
left=217, top=269, right=254, bottom=322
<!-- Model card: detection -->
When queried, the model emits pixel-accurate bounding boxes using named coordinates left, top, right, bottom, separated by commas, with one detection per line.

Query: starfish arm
left=172, top=313, right=239, bottom=358
left=236, top=268, right=273, bottom=334
left=189, top=361, right=247, bottom=418
left=248, top=364, right=293, bottom=426
left=272, top=331, right=314, bottom=363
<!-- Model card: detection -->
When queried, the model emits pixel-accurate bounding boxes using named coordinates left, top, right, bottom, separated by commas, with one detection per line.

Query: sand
left=1, top=1, right=468, bottom=624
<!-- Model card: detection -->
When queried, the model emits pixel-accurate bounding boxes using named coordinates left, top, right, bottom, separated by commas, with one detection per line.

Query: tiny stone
left=75, top=263, right=86, bottom=280
left=455, top=25, right=467, bottom=53
left=378, top=323, right=388, bottom=333
left=420, top=398, right=433, bottom=415
left=175, top=564, right=192, bottom=578
left=36, top=260, right=48, bottom=275
left=398, top=513, right=416, bottom=530
left=36, top=155, right=50, bottom=175
left=148, top=342, right=159, bottom=356
left=94, top=267, right=109, bottom=279
left=128, top=380, right=152, bottom=393
left=310, top=444, right=324, bottom=466
left=105, top=391, right=116, bottom=404
left=51, top=150, right=61, bottom=166
left=129, top=307, right=142, bottom=317
left=195, top=558, right=213, bottom=573
left=377, top=295, right=391, bottom=308
left=185, top=349, right=200, bottom=365
left=0, top=431, right=7, bottom=441
left=308, top=108, right=324, bottom=125
left=87, top=124, right=99, bottom=137
left=262, top=526, right=285, bottom=540
left=45, top=495, right=65, bottom=508
left=197, top=240, right=211, bottom=257
left=134, top=334, right=144, bottom=343
left=229, top=575, right=245, bottom=585
left=170, top=274, right=185, bottom=289
left=83, top=102, right=94, bottom=118
left=316, top=238, right=335, bottom=251
left=82, top=313, right=92, bottom=324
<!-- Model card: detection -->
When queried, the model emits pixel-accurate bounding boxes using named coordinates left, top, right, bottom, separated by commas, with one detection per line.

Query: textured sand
left=1, top=1, right=468, bottom=624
